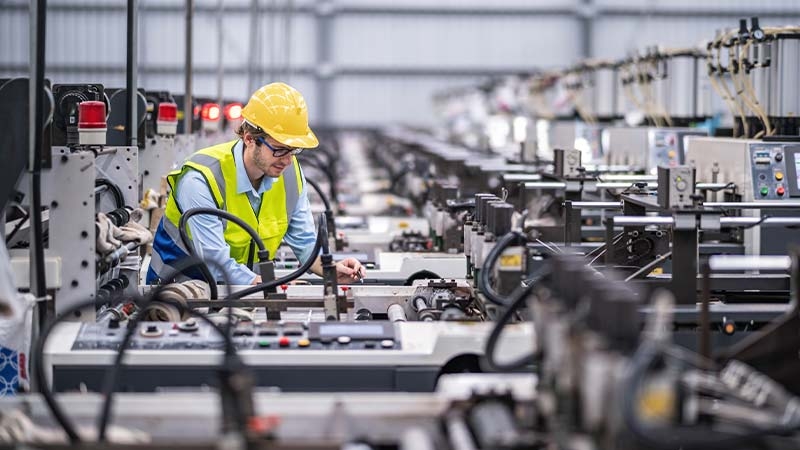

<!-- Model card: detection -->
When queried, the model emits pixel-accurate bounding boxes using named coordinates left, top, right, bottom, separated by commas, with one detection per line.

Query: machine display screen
left=786, top=146, right=800, bottom=197
left=794, top=152, right=800, bottom=191
left=318, top=324, right=385, bottom=338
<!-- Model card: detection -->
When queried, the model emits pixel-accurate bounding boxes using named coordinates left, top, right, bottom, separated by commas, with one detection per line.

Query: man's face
left=247, top=133, right=294, bottom=178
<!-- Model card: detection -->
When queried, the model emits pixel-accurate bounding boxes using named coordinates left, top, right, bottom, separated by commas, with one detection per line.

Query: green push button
left=258, top=340, right=271, bottom=348
left=760, top=186, right=769, bottom=196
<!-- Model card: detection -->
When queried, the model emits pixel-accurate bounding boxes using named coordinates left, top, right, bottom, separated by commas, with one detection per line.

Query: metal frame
left=45, top=147, right=96, bottom=319
left=139, top=136, right=177, bottom=198
left=95, top=146, right=140, bottom=211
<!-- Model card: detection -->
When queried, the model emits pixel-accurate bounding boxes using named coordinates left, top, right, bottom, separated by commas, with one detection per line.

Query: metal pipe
left=721, top=217, right=800, bottom=227
left=215, top=0, right=224, bottom=105
left=700, top=261, right=712, bottom=368
left=502, top=174, right=542, bottom=182
left=183, top=0, right=193, bottom=134
left=597, top=182, right=657, bottom=189
left=568, top=201, right=622, bottom=209
left=599, top=174, right=658, bottom=181
left=704, top=202, right=800, bottom=209
left=708, top=255, right=792, bottom=272
left=612, top=216, right=675, bottom=226
left=387, top=303, right=407, bottom=322
left=522, top=182, right=570, bottom=189
left=612, top=216, right=800, bottom=228
left=696, top=182, right=735, bottom=190
left=126, top=0, right=138, bottom=147
left=29, top=0, right=48, bottom=333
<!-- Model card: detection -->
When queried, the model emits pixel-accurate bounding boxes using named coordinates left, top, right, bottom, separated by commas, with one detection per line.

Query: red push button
left=278, top=337, right=290, bottom=347
left=777, top=186, right=786, bottom=196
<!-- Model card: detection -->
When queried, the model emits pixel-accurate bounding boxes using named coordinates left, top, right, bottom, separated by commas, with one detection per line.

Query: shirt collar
left=233, top=139, right=278, bottom=196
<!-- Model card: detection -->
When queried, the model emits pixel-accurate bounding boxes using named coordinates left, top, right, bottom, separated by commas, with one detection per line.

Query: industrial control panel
left=750, top=143, right=800, bottom=200
left=647, top=128, right=706, bottom=171
left=72, top=320, right=400, bottom=351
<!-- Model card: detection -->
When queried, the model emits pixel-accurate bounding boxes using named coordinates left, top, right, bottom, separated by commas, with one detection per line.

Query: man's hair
left=234, top=120, right=266, bottom=139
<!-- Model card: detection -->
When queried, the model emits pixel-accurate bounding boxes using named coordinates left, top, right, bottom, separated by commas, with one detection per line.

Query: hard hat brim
left=270, top=128, right=319, bottom=149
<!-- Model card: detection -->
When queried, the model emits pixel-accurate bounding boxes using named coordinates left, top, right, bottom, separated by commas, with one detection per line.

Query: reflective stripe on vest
left=161, top=139, right=304, bottom=268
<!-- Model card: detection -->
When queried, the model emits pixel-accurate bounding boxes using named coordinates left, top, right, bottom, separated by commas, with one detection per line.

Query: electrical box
left=657, top=165, right=695, bottom=209
left=554, top=148, right=582, bottom=178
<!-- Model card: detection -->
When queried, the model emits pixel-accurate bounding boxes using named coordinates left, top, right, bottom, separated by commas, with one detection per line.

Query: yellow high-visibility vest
left=163, top=140, right=303, bottom=264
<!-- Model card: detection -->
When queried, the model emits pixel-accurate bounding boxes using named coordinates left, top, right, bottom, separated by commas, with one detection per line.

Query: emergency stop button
left=278, top=337, right=291, bottom=347
left=777, top=186, right=786, bottom=196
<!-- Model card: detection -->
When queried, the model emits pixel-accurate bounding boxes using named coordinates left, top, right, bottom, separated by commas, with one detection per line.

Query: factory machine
left=6, top=253, right=800, bottom=449
left=527, top=60, right=622, bottom=166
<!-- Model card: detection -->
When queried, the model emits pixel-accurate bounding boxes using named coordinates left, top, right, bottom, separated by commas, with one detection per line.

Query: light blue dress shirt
left=175, top=140, right=317, bottom=285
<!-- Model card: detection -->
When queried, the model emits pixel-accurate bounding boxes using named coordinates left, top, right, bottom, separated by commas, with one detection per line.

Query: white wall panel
left=0, top=10, right=29, bottom=65
left=45, top=10, right=127, bottom=66
left=333, top=15, right=578, bottom=68
left=330, top=76, right=482, bottom=126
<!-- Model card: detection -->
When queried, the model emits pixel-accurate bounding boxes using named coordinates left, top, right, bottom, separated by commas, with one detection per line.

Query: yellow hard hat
left=241, top=82, right=319, bottom=149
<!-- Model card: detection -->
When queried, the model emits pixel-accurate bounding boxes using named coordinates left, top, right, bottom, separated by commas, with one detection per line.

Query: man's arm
left=175, top=172, right=259, bottom=285
left=283, top=177, right=364, bottom=283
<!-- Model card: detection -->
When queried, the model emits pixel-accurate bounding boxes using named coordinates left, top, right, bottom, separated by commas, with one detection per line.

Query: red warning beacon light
left=157, top=102, right=179, bottom=136
left=78, top=101, right=107, bottom=146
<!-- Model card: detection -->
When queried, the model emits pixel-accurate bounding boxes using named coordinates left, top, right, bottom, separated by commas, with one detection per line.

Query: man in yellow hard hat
left=147, top=82, right=365, bottom=285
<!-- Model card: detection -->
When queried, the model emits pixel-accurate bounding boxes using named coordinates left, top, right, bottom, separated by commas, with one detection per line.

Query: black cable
left=32, top=299, right=94, bottom=443
left=699, top=181, right=736, bottom=193
left=299, top=157, right=339, bottom=205
left=479, top=231, right=528, bottom=307
left=225, top=213, right=325, bottom=300
left=483, top=280, right=538, bottom=372
left=740, top=215, right=771, bottom=230
left=95, top=178, right=126, bottom=209
left=177, top=207, right=268, bottom=298
left=97, top=256, right=239, bottom=441
left=584, top=231, right=626, bottom=259
left=304, top=176, right=332, bottom=212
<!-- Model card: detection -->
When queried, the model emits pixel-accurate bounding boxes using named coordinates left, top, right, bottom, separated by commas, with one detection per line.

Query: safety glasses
left=255, top=136, right=303, bottom=158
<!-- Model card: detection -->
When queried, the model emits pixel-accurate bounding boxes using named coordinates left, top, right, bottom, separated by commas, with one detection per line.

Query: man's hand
left=251, top=275, right=262, bottom=285
left=335, top=257, right=366, bottom=285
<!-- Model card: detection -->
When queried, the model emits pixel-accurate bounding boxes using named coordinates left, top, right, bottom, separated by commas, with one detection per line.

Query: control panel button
left=364, top=341, right=376, bottom=349
left=775, top=172, right=784, bottom=181
left=760, top=186, right=769, bottom=196
left=278, top=337, right=291, bottom=348
left=298, top=339, right=310, bottom=348
left=777, top=186, right=785, bottom=196
left=667, top=150, right=676, bottom=159
left=178, top=319, right=199, bottom=332
left=141, top=325, right=163, bottom=337
left=337, top=336, right=352, bottom=345
left=381, top=339, right=395, bottom=349
left=258, top=340, right=271, bottom=348
left=776, top=153, right=783, bottom=162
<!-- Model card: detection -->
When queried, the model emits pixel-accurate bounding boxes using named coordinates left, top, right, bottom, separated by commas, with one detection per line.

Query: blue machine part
left=0, top=346, right=20, bottom=396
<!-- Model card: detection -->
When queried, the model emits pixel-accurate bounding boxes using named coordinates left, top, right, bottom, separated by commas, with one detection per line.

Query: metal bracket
left=45, top=148, right=96, bottom=319
left=95, top=146, right=139, bottom=211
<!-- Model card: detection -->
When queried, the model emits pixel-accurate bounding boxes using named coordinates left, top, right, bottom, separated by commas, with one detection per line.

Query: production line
left=3, top=9, right=800, bottom=450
